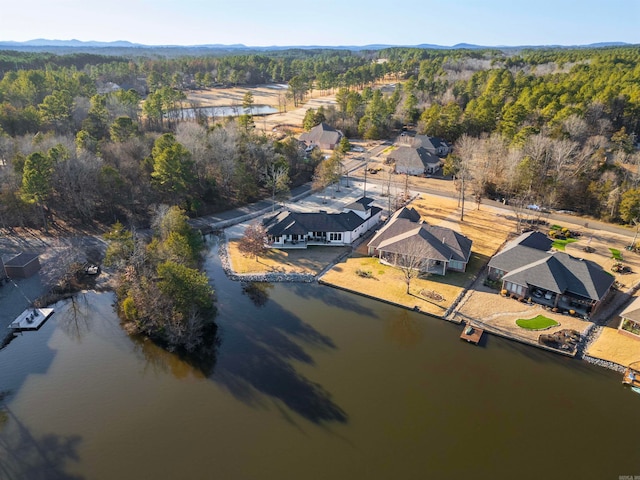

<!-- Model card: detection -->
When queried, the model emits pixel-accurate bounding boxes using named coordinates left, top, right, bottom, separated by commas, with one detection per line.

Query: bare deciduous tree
left=261, top=161, right=290, bottom=211
left=390, top=238, right=433, bottom=294
left=238, top=222, right=268, bottom=260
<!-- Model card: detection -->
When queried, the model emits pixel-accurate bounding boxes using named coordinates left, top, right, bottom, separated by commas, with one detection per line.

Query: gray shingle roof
left=368, top=208, right=472, bottom=263
left=399, top=135, right=450, bottom=155
left=488, top=245, right=550, bottom=272
left=299, top=122, right=341, bottom=147
left=507, top=230, right=553, bottom=252
left=345, top=197, right=375, bottom=212
left=264, top=206, right=382, bottom=237
left=488, top=231, right=553, bottom=272
left=388, top=146, right=441, bottom=172
left=621, top=297, right=640, bottom=322
left=501, top=251, right=614, bottom=301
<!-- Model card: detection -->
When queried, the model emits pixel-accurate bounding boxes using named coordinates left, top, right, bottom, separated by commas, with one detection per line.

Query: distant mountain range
left=0, top=39, right=632, bottom=53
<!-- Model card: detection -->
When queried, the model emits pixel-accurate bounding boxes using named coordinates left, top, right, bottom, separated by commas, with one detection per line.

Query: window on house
left=329, top=233, right=342, bottom=241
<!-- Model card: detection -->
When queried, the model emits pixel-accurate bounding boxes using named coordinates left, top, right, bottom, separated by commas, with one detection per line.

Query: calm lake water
left=0, top=239, right=639, bottom=479
left=172, top=104, right=278, bottom=120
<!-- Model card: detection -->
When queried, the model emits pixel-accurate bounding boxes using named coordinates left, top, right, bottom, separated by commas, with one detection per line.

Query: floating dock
left=9, top=308, right=54, bottom=331
left=460, top=324, right=484, bottom=345
left=622, top=368, right=640, bottom=388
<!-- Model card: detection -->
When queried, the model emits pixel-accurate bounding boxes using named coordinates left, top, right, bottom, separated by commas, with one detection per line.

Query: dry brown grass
left=586, top=327, right=640, bottom=367
left=227, top=239, right=349, bottom=275
left=411, top=195, right=517, bottom=257
left=320, top=194, right=513, bottom=316
left=187, top=85, right=288, bottom=109
left=320, top=253, right=466, bottom=316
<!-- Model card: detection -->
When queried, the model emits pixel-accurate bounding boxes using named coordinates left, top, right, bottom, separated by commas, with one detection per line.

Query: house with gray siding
left=367, top=206, right=472, bottom=275
left=488, top=231, right=614, bottom=317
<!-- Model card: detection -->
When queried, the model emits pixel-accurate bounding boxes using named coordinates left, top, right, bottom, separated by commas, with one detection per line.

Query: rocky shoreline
left=215, top=232, right=315, bottom=283
left=213, top=232, right=631, bottom=375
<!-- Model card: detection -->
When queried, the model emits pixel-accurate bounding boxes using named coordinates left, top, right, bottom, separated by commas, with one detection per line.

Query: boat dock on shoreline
left=460, top=324, right=484, bottom=345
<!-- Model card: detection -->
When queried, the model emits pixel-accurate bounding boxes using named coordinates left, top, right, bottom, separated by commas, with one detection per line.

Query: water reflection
left=241, top=281, right=273, bottom=307
left=0, top=392, right=83, bottom=480
left=58, top=294, right=91, bottom=342
left=385, top=310, right=424, bottom=348
left=131, top=334, right=217, bottom=379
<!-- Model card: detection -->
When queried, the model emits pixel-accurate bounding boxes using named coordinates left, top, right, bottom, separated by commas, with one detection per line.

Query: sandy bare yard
left=586, top=327, right=640, bottom=367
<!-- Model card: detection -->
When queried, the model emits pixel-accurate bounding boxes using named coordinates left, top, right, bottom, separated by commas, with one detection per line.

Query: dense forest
left=0, top=45, right=639, bottom=232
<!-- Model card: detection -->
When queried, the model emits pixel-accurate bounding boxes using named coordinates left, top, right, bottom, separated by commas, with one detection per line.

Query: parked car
left=351, top=146, right=365, bottom=152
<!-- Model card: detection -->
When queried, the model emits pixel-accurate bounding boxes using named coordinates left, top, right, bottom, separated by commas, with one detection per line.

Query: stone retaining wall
left=216, top=231, right=315, bottom=283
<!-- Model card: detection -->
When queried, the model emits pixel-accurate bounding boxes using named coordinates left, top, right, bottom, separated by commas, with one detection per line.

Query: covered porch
left=378, top=254, right=447, bottom=276
left=268, top=232, right=348, bottom=249
left=503, top=282, right=593, bottom=318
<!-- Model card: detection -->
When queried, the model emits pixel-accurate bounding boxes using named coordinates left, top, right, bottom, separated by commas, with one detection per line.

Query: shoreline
left=216, top=229, right=630, bottom=373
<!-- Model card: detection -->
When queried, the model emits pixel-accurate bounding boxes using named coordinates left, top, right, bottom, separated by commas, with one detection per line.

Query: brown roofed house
left=299, top=122, right=343, bottom=150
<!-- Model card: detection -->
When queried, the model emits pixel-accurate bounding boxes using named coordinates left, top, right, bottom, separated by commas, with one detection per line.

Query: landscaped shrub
left=621, top=319, right=640, bottom=336
left=501, top=289, right=508, bottom=296
left=356, top=268, right=374, bottom=278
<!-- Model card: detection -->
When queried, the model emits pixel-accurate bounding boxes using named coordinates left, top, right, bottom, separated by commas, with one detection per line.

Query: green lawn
left=609, top=248, right=623, bottom=260
left=516, top=315, right=559, bottom=330
left=552, top=238, right=578, bottom=250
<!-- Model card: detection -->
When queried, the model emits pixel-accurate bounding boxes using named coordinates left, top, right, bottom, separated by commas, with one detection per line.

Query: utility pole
left=363, top=160, right=368, bottom=198
left=404, top=173, right=409, bottom=202
left=460, top=174, right=465, bottom=222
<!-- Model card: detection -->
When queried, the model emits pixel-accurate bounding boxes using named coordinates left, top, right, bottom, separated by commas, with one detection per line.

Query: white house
left=264, top=197, right=382, bottom=249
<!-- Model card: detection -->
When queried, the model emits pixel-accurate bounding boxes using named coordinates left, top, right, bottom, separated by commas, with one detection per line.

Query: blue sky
left=3, top=0, right=639, bottom=46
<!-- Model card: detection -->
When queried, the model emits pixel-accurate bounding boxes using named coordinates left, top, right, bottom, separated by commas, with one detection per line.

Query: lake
left=0, top=238, right=638, bottom=479
left=170, top=104, right=278, bottom=120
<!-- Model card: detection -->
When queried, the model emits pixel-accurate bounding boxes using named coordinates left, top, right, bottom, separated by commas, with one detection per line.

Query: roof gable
left=265, top=206, right=381, bottom=237
left=368, top=208, right=472, bottom=263
left=621, top=297, right=640, bottom=322
left=299, top=122, right=341, bottom=146
left=389, top=146, right=441, bottom=170
left=501, top=251, right=614, bottom=301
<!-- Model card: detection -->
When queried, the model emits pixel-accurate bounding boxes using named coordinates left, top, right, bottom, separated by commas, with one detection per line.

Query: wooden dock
left=9, top=308, right=54, bottom=331
left=460, top=324, right=484, bottom=345
left=622, top=368, right=640, bottom=387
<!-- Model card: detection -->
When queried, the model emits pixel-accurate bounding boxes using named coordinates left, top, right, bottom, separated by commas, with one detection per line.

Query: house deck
left=460, top=324, right=484, bottom=345
left=9, top=308, right=55, bottom=331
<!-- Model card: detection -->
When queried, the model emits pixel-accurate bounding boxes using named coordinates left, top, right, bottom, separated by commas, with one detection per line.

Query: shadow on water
left=0, top=392, right=83, bottom=480
left=241, top=281, right=273, bottom=308
left=204, top=237, right=348, bottom=424
left=130, top=323, right=219, bottom=380
left=213, top=296, right=346, bottom=424
left=289, top=281, right=378, bottom=318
